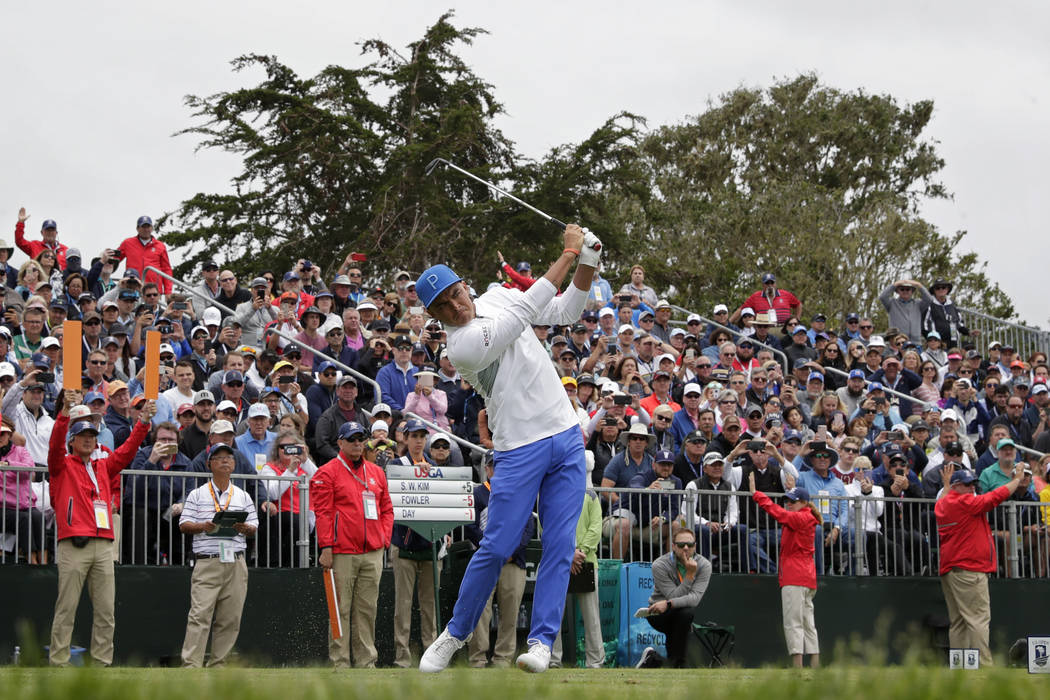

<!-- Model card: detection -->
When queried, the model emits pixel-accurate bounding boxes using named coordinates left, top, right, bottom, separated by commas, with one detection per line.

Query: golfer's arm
left=534, top=253, right=591, bottom=325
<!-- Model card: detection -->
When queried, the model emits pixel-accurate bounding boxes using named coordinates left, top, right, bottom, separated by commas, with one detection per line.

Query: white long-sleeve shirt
left=446, top=278, right=588, bottom=451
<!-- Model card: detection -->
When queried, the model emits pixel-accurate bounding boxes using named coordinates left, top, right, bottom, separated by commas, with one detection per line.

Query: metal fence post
left=852, top=497, right=866, bottom=576
left=1005, top=502, right=1020, bottom=579
left=297, top=473, right=311, bottom=568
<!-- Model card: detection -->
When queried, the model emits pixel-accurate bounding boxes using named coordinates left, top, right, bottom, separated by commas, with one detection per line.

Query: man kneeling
left=637, top=525, right=711, bottom=668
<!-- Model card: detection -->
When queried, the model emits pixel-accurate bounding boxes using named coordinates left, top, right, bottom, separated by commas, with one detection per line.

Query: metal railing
left=669, top=305, right=790, bottom=371
left=405, top=411, right=487, bottom=457
left=9, top=464, right=1046, bottom=579
left=144, top=266, right=382, bottom=405
left=593, top=485, right=1049, bottom=579
left=821, top=365, right=937, bottom=411
left=958, top=306, right=1049, bottom=360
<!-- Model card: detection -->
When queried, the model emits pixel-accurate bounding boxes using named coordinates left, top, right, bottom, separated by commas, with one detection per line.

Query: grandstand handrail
left=821, top=365, right=937, bottom=410
left=404, top=411, right=488, bottom=457
left=145, top=266, right=382, bottom=405
left=669, top=304, right=790, bottom=370
left=957, top=305, right=1049, bottom=357
left=821, top=367, right=1046, bottom=459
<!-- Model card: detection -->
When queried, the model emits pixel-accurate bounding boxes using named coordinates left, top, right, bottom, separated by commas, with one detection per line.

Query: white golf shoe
left=515, top=639, right=552, bottom=673
left=419, top=627, right=468, bottom=673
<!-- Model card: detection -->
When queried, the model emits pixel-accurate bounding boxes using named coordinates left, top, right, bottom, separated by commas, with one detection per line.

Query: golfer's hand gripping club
left=580, top=227, right=603, bottom=268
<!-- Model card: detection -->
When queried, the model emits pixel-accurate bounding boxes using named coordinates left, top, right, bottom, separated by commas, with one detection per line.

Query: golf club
left=425, top=157, right=568, bottom=230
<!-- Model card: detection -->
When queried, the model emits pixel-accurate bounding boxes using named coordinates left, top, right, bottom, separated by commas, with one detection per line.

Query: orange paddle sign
left=324, top=568, right=342, bottom=639
left=143, top=330, right=162, bottom=400
left=62, top=321, right=82, bottom=390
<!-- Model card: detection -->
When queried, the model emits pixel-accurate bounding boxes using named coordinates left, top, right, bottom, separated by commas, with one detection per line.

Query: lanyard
left=82, top=458, right=100, bottom=494
left=209, top=481, right=232, bottom=512
left=337, top=454, right=367, bottom=487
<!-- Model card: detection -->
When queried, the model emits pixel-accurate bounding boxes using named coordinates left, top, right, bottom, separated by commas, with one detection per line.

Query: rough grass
left=0, top=666, right=1044, bottom=700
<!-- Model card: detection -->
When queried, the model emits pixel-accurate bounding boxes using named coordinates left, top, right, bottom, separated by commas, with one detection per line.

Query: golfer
left=417, top=223, right=601, bottom=673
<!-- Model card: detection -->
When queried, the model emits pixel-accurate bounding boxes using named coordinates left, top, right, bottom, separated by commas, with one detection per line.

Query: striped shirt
left=180, top=480, right=259, bottom=555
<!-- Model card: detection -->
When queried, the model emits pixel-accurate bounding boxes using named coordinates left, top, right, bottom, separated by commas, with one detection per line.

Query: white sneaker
left=419, top=628, right=468, bottom=673
left=516, top=639, right=552, bottom=673
left=635, top=646, right=663, bottom=668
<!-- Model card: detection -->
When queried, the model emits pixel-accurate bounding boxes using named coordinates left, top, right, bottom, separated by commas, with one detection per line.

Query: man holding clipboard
left=179, top=443, right=258, bottom=667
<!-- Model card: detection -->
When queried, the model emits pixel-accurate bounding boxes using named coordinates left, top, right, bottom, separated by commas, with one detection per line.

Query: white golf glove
left=580, top=228, right=603, bottom=268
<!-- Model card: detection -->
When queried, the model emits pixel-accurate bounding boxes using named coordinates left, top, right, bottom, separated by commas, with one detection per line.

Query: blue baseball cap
left=654, top=450, right=675, bottom=464
left=867, top=382, right=884, bottom=392
left=31, top=352, right=50, bottom=369
left=784, top=487, right=810, bottom=502
left=68, top=420, right=99, bottom=438
left=316, top=361, right=336, bottom=373
left=761, top=272, right=775, bottom=284
left=136, top=215, right=153, bottom=227
left=950, top=469, right=978, bottom=485
left=807, top=371, right=824, bottom=383
left=84, top=391, right=106, bottom=405
left=41, top=219, right=57, bottom=230
left=416, top=264, right=462, bottom=309
left=782, top=429, right=803, bottom=444
left=849, top=369, right=866, bottom=380
left=404, top=419, right=428, bottom=434
left=283, top=271, right=300, bottom=282
left=223, top=370, right=244, bottom=385
left=338, top=421, right=367, bottom=440
left=207, top=443, right=236, bottom=460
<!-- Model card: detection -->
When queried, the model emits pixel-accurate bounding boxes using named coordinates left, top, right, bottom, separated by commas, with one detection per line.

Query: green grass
left=0, top=666, right=1044, bottom=700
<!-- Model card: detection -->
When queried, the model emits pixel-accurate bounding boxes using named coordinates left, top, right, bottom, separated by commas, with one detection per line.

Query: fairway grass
left=0, top=665, right=1043, bottom=700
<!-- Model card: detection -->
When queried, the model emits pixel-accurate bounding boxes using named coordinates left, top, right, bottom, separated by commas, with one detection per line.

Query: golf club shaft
left=429, top=158, right=568, bottom=230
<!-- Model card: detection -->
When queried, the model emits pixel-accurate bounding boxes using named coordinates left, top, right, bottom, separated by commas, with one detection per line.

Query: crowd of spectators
left=2, top=212, right=1049, bottom=586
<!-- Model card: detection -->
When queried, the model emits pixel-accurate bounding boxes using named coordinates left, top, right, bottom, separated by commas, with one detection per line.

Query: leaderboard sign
left=388, top=465, right=475, bottom=533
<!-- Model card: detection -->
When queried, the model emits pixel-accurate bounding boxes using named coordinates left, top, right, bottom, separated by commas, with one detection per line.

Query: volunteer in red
left=47, top=390, right=155, bottom=667
left=750, top=472, right=821, bottom=668
left=934, top=463, right=1025, bottom=666
left=116, top=215, right=174, bottom=295
left=14, top=206, right=69, bottom=269
left=311, top=421, right=394, bottom=669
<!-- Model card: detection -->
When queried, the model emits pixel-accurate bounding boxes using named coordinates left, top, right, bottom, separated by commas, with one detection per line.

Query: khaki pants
left=781, top=585, right=819, bottom=655
left=180, top=556, right=249, bottom=667
left=111, top=513, right=121, bottom=563
left=552, top=566, right=605, bottom=668
left=392, top=546, right=442, bottom=668
left=941, top=568, right=992, bottom=666
left=468, top=562, right=527, bottom=667
left=50, top=538, right=116, bottom=666
left=328, top=549, right=384, bottom=669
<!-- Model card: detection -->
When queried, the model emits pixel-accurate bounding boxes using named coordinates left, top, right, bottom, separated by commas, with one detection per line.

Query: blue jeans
left=748, top=528, right=781, bottom=573
left=447, top=426, right=585, bottom=647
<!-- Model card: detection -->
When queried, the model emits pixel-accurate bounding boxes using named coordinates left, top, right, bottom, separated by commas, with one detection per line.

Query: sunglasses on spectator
left=697, top=363, right=711, bottom=368
left=859, top=324, right=873, bottom=330
left=85, top=319, right=101, bottom=326
left=655, top=415, right=671, bottom=422
left=674, top=541, right=696, bottom=548
left=327, top=329, right=344, bottom=336
left=89, top=360, right=106, bottom=365
left=322, top=371, right=338, bottom=377
left=628, top=436, right=649, bottom=442
left=724, top=425, right=741, bottom=431
left=343, top=436, right=365, bottom=443
left=226, top=381, right=244, bottom=388
left=863, top=409, right=877, bottom=415
left=719, top=399, right=736, bottom=405
left=841, top=447, right=859, bottom=454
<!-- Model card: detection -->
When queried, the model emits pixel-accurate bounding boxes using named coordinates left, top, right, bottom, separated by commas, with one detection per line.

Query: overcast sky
left=3, top=1, right=1046, bottom=326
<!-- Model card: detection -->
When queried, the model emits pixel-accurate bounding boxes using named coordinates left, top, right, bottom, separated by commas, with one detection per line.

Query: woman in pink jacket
left=1, top=420, right=47, bottom=564
left=403, top=369, right=450, bottom=432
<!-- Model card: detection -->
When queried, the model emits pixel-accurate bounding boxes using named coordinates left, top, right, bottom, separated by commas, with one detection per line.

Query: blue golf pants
left=447, top=425, right=585, bottom=647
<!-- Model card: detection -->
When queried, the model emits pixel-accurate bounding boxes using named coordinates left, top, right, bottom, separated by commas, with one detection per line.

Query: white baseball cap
left=618, top=324, right=635, bottom=335
left=371, top=420, right=389, bottom=433
left=247, top=403, right=269, bottom=419
left=598, top=307, right=615, bottom=318
left=713, top=304, right=728, bottom=314
left=356, top=301, right=378, bottom=312
left=202, top=308, right=222, bottom=326
left=683, top=382, right=702, bottom=396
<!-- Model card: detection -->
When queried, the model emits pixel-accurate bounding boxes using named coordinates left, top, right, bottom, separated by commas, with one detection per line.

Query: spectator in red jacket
left=14, top=207, right=69, bottom=270
left=934, top=465, right=1024, bottom=666
left=751, top=473, right=822, bottom=668
left=497, top=251, right=536, bottom=291
left=311, top=421, right=394, bottom=669
left=47, top=390, right=154, bottom=667
left=731, top=272, right=801, bottom=325
left=116, top=216, right=174, bottom=295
